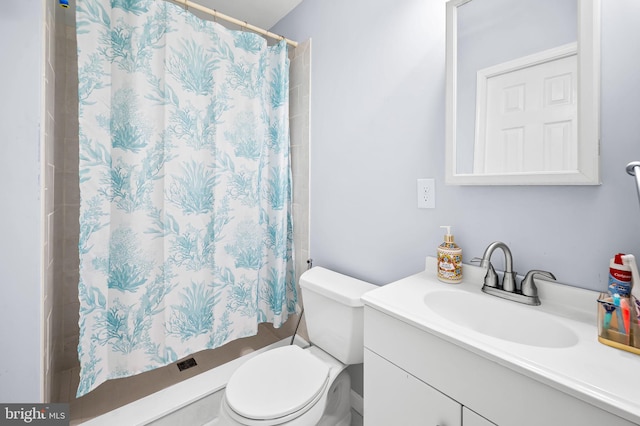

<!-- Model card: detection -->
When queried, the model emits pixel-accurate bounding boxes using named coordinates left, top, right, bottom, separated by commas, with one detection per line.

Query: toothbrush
left=613, top=294, right=626, bottom=334
left=598, top=299, right=615, bottom=330
left=622, top=254, right=640, bottom=326
left=621, top=298, right=631, bottom=337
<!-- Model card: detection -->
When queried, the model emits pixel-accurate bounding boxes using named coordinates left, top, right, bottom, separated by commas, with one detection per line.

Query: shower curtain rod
left=169, top=0, right=299, bottom=48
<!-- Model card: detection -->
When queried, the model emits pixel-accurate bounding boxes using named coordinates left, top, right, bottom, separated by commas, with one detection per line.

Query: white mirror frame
left=445, top=0, right=601, bottom=185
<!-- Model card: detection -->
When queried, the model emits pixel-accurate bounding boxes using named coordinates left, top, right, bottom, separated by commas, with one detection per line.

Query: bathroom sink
left=424, top=290, right=579, bottom=348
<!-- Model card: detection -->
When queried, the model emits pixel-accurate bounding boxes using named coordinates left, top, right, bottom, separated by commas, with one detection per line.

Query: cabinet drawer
left=463, top=407, right=496, bottom=426
left=364, top=349, right=461, bottom=426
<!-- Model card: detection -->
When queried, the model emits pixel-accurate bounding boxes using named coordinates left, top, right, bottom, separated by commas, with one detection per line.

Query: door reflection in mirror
left=456, top=0, right=577, bottom=175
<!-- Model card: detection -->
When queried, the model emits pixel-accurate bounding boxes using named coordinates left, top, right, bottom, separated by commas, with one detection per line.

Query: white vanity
left=362, top=258, right=640, bottom=426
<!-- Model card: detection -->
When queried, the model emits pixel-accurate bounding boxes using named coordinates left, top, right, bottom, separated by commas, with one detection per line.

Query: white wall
left=272, top=0, right=640, bottom=291
left=0, top=0, right=44, bottom=402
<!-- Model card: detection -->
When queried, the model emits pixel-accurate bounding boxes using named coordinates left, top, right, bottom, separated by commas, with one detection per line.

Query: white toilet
left=216, top=266, right=377, bottom=426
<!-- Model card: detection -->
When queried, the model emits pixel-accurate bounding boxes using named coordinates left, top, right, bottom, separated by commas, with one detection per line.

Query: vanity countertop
left=362, top=257, right=640, bottom=425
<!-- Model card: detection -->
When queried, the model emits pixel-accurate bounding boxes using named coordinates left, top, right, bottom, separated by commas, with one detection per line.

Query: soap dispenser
left=437, top=226, right=462, bottom=283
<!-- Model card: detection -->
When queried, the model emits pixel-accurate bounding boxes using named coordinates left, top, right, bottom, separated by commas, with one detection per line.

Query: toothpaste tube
left=622, top=254, right=640, bottom=327
left=609, top=253, right=632, bottom=297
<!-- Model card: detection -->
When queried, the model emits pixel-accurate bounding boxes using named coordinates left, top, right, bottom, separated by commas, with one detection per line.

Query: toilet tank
left=299, top=267, right=378, bottom=365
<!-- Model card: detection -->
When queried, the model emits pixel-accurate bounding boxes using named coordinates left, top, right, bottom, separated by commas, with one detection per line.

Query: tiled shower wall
left=52, top=25, right=312, bottom=390
left=43, top=0, right=62, bottom=402
left=55, top=23, right=82, bottom=375
left=290, top=39, right=312, bottom=291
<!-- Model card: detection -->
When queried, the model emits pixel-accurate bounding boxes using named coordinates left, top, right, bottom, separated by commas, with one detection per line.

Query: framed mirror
left=445, top=0, right=600, bottom=185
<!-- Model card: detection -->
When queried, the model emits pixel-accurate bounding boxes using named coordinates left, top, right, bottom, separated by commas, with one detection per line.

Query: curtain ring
left=183, top=0, right=188, bottom=11
left=213, top=9, right=217, bottom=23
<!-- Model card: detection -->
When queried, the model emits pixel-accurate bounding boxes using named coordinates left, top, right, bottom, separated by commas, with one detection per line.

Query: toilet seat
left=224, top=345, right=331, bottom=422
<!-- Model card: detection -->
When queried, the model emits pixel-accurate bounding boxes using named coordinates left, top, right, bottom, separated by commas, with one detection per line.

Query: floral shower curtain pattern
left=75, top=0, right=296, bottom=397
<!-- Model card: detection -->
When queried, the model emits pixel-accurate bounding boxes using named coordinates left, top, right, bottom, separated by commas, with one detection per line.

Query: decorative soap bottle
left=437, top=226, right=462, bottom=283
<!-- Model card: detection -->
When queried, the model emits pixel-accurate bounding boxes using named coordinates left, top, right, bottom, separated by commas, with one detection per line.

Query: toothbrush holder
left=597, top=293, right=640, bottom=355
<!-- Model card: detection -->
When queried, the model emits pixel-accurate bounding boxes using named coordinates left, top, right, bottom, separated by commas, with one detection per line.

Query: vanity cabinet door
left=364, top=349, right=461, bottom=426
left=462, top=408, right=496, bottom=426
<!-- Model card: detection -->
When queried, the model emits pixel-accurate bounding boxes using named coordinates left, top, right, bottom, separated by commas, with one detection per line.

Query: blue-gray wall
left=0, top=0, right=44, bottom=401
left=273, top=0, right=640, bottom=291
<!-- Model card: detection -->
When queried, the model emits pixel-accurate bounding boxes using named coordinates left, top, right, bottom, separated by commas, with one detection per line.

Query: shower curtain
left=75, top=0, right=296, bottom=397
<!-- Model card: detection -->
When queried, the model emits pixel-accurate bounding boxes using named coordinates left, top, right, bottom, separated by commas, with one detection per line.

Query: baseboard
left=350, top=389, right=363, bottom=416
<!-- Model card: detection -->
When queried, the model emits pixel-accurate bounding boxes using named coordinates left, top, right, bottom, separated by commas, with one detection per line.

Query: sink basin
left=424, top=290, right=579, bottom=348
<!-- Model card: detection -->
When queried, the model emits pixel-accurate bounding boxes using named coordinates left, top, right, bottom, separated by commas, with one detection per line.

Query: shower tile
left=52, top=322, right=64, bottom=373
left=63, top=233, right=79, bottom=258
left=290, top=116, right=304, bottom=150
left=78, top=379, right=129, bottom=420
left=290, top=60, right=303, bottom=89
left=63, top=172, right=80, bottom=205
left=119, top=369, right=176, bottom=406
left=296, top=249, right=310, bottom=280
left=54, top=45, right=65, bottom=68
left=54, top=176, right=65, bottom=215
left=61, top=335, right=80, bottom=371
left=292, top=187, right=307, bottom=215
left=62, top=303, right=79, bottom=338
left=46, top=164, right=56, bottom=207
left=69, top=367, right=80, bottom=396
left=289, top=85, right=300, bottom=115
left=46, top=72, right=56, bottom=120
left=63, top=95, right=79, bottom=136
left=64, top=141, right=80, bottom=175
left=62, top=269, right=80, bottom=305
left=62, top=246, right=79, bottom=276
left=301, top=107, right=310, bottom=138
left=291, top=145, right=309, bottom=180
left=293, top=203, right=309, bottom=235
left=64, top=51, right=77, bottom=78
left=64, top=24, right=74, bottom=39
left=303, top=53, right=310, bottom=71
left=55, top=90, right=67, bottom=127
left=56, top=369, right=71, bottom=403
left=63, top=211, right=80, bottom=247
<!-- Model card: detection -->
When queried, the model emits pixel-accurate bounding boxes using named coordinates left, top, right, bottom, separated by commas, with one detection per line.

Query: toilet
left=216, top=266, right=377, bottom=426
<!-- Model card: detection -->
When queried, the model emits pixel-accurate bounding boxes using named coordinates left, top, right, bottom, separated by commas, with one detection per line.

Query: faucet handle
left=521, top=270, right=556, bottom=297
left=471, top=256, right=493, bottom=269
left=483, top=261, right=499, bottom=288
left=472, top=256, right=499, bottom=288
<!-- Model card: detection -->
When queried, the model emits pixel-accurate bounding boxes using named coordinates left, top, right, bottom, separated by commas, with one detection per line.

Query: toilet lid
left=225, top=345, right=330, bottom=420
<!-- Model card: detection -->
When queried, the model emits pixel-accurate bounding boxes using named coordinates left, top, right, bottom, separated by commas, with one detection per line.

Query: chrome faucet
left=479, top=241, right=516, bottom=292
left=478, top=241, right=555, bottom=306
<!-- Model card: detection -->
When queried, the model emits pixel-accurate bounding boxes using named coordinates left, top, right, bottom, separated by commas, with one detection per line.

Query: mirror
left=445, top=0, right=600, bottom=185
